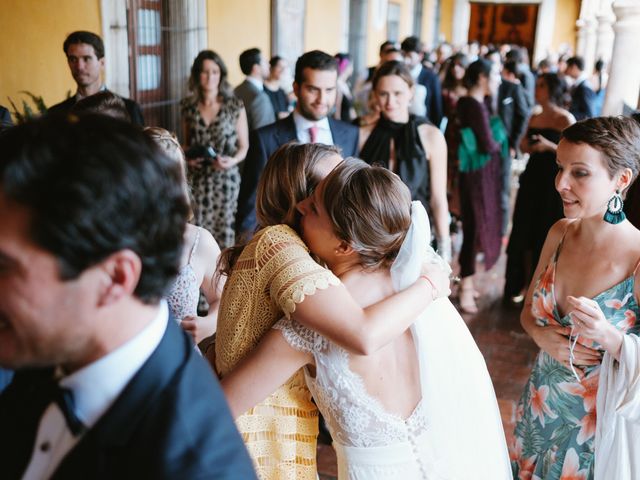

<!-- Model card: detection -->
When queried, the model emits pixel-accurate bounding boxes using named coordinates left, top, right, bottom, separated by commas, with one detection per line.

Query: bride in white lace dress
left=222, top=159, right=511, bottom=479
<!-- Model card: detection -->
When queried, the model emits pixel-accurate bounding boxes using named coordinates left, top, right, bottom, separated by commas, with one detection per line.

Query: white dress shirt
left=408, top=64, right=428, bottom=117
left=293, top=111, right=334, bottom=145
left=22, top=302, right=169, bottom=480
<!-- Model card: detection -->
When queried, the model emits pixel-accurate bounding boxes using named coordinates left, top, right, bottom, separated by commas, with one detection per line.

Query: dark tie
left=44, top=380, right=86, bottom=436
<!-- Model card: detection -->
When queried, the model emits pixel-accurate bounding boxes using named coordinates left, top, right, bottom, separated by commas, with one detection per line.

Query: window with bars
left=120, top=0, right=207, bottom=134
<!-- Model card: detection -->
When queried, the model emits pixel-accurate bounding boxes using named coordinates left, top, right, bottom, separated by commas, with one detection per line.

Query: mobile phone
left=186, top=145, right=218, bottom=160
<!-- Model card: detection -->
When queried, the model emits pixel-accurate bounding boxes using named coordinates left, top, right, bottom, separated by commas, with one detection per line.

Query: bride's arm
left=290, top=262, right=449, bottom=356
left=221, top=328, right=312, bottom=417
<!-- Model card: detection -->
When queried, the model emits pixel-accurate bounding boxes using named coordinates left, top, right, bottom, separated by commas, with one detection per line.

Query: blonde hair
left=256, top=142, right=341, bottom=228
left=322, top=158, right=411, bottom=270
left=219, top=142, right=341, bottom=276
left=143, top=127, right=195, bottom=219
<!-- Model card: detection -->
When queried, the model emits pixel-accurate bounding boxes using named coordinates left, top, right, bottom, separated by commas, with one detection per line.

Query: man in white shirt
left=0, top=114, right=256, bottom=479
left=236, top=50, right=359, bottom=237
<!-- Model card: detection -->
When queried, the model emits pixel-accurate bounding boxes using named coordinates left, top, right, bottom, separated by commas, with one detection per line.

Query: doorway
left=468, top=3, right=539, bottom=57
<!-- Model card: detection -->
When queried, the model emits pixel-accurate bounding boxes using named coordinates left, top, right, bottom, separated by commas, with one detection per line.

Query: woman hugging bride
left=221, top=157, right=512, bottom=479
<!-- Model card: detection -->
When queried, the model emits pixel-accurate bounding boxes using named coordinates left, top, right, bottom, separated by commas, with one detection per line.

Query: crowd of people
left=1, top=27, right=640, bottom=480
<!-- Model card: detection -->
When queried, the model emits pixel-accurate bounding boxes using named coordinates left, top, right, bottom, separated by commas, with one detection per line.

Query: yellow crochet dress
left=215, top=225, right=340, bottom=480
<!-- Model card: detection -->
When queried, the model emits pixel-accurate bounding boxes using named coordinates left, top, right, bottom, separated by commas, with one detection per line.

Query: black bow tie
left=43, top=380, right=86, bottom=436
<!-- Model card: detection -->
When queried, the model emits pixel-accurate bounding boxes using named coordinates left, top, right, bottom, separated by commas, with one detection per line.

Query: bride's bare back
left=341, top=268, right=422, bottom=419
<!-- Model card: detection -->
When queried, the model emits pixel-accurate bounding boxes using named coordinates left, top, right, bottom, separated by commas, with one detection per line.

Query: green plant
left=7, top=91, right=49, bottom=123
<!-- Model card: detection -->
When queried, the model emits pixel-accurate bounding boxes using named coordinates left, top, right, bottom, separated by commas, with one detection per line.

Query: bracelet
left=420, top=275, right=438, bottom=300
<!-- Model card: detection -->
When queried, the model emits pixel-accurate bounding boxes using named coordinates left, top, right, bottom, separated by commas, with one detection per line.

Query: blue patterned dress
left=511, top=233, right=640, bottom=479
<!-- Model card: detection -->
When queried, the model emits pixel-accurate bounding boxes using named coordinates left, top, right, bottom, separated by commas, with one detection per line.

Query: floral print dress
left=511, top=233, right=640, bottom=480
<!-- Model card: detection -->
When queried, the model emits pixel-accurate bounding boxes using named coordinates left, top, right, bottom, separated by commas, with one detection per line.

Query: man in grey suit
left=234, top=48, right=276, bottom=131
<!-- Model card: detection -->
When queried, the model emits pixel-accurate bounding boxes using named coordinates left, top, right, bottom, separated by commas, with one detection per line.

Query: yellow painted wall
left=207, top=0, right=271, bottom=87
left=421, top=0, right=437, bottom=49
left=550, top=0, right=580, bottom=53
left=305, top=0, right=345, bottom=54
left=0, top=0, right=102, bottom=115
left=439, top=0, right=454, bottom=44
left=366, top=0, right=416, bottom=66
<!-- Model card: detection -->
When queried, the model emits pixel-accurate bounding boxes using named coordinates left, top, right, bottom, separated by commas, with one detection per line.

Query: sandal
left=459, top=286, right=479, bottom=314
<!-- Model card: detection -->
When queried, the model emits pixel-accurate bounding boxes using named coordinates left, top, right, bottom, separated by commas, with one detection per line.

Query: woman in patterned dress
left=181, top=50, right=249, bottom=248
left=211, top=143, right=450, bottom=480
left=512, top=116, right=640, bottom=479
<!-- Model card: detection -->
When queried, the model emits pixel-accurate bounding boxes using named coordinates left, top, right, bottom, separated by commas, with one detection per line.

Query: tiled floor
left=317, top=244, right=541, bottom=479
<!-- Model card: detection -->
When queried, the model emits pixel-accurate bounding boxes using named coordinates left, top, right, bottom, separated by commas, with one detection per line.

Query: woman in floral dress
left=512, top=116, right=640, bottom=479
left=181, top=50, right=249, bottom=248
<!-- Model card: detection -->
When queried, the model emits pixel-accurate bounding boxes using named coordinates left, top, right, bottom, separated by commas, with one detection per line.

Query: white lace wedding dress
left=275, top=202, right=512, bottom=480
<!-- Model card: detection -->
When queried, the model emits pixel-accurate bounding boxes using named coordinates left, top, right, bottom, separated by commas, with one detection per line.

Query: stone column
left=602, top=1, right=640, bottom=115
left=576, top=0, right=598, bottom=71
left=451, top=0, right=470, bottom=47
left=595, top=0, right=616, bottom=63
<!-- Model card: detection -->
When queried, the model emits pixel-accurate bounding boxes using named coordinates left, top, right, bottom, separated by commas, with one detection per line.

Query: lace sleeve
left=273, top=317, right=328, bottom=354
left=257, top=226, right=340, bottom=318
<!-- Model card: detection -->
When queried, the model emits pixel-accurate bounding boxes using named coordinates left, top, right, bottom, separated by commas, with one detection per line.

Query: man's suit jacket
left=234, top=80, right=276, bottom=131
left=570, top=80, right=597, bottom=121
left=48, top=92, right=145, bottom=126
left=235, top=114, right=359, bottom=236
left=0, top=319, right=256, bottom=480
left=417, top=66, right=444, bottom=128
left=0, top=105, right=13, bottom=129
left=497, top=80, right=529, bottom=150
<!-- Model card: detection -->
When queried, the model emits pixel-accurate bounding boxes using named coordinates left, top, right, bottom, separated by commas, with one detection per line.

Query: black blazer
left=235, top=114, right=359, bottom=237
left=48, top=92, right=145, bottom=126
left=570, top=80, right=597, bottom=121
left=0, top=319, right=256, bottom=480
left=417, top=66, right=443, bottom=128
left=497, top=80, right=529, bottom=150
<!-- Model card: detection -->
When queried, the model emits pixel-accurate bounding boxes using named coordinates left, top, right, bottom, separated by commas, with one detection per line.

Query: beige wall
left=0, top=0, right=102, bottom=114
left=366, top=0, right=416, bottom=66
left=207, top=0, right=271, bottom=87
left=551, top=0, right=580, bottom=53
left=439, top=0, right=454, bottom=44
left=305, top=0, right=345, bottom=54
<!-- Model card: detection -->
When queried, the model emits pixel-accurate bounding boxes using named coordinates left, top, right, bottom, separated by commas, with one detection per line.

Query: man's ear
left=293, top=81, right=300, bottom=98
left=97, top=250, right=142, bottom=307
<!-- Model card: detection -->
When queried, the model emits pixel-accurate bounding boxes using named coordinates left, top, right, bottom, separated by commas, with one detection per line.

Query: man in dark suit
left=506, top=47, right=535, bottom=110
left=234, top=48, right=276, bottom=131
left=47, top=31, right=144, bottom=126
left=0, top=114, right=255, bottom=479
left=235, top=50, right=359, bottom=237
left=400, top=36, right=443, bottom=127
left=566, top=56, right=597, bottom=121
left=496, top=59, right=530, bottom=235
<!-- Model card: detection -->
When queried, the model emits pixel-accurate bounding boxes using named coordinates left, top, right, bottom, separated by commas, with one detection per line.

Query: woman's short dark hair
left=0, top=113, right=189, bottom=303
left=538, top=72, right=566, bottom=106
left=269, top=55, right=283, bottom=68
left=371, top=60, right=414, bottom=90
left=561, top=116, right=640, bottom=189
left=463, top=58, right=492, bottom=90
left=188, top=50, right=232, bottom=100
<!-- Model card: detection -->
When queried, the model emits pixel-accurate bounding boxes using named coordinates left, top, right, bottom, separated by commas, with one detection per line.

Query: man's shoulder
left=234, top=80, right=257, bottom=99
left=47, top=97, right=75, bottom=114
left=328, top=117, right=358, bottom=134
left=256, top=114, right=294, bottom=137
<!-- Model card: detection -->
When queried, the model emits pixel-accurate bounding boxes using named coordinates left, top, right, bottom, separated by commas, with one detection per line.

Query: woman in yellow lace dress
left=212, top=143, right=450, bottom=479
